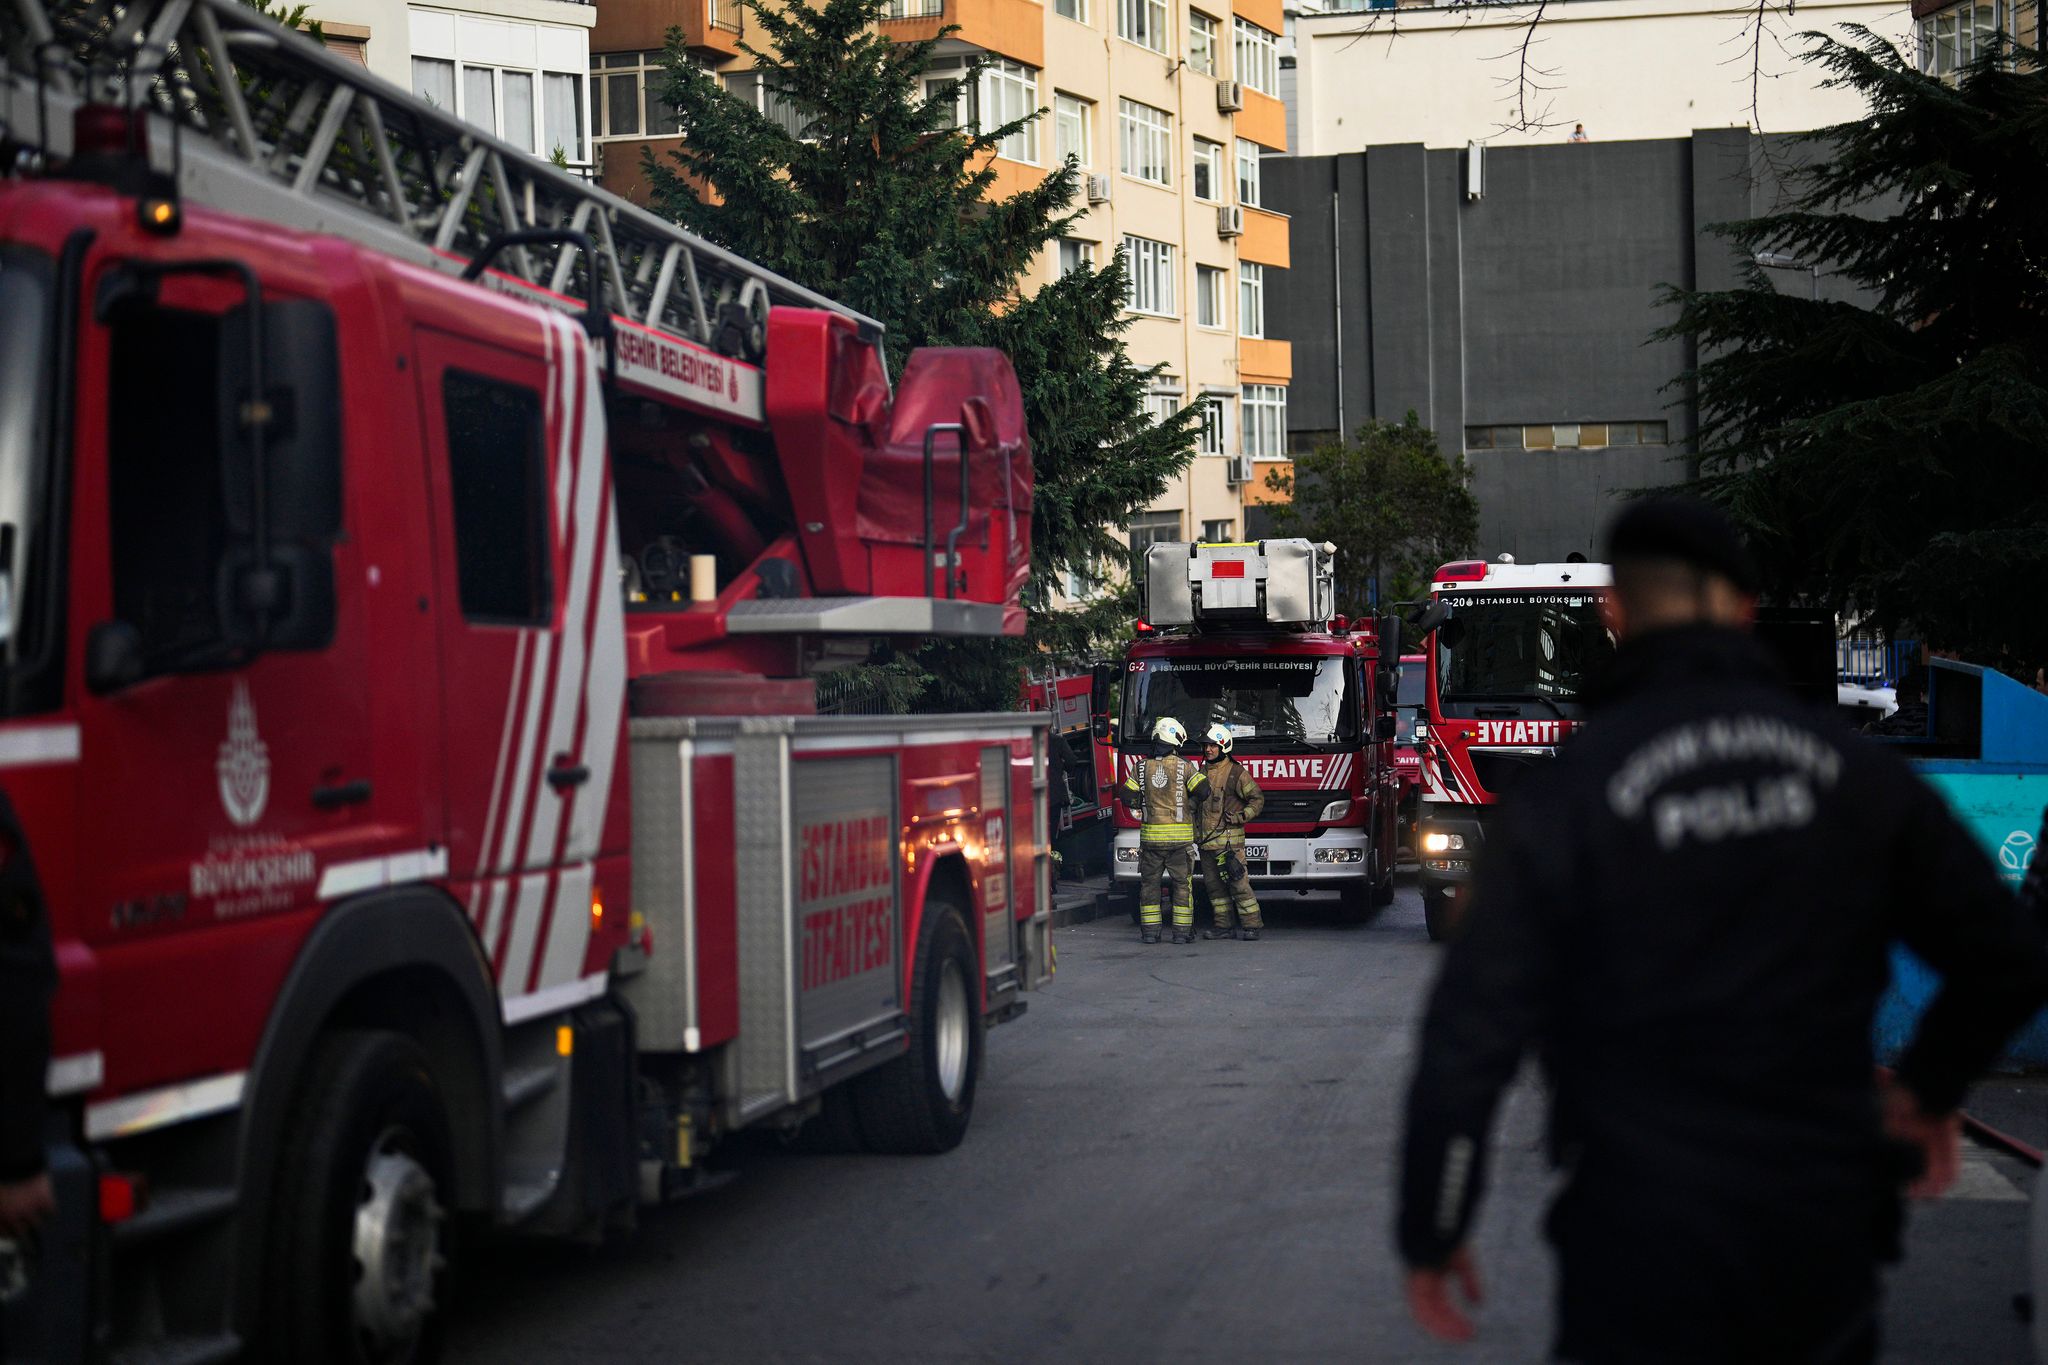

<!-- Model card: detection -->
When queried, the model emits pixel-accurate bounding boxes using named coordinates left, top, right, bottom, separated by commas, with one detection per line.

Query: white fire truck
left=0, top=2, right=1051, bottom=1359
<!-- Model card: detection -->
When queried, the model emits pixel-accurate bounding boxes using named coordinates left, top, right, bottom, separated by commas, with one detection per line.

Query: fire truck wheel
left=1423, top=890, right=1456, bottom=943
left=852, top=900, right=983, bottom=1155
left=264, top=1029, right=454, bottom=1365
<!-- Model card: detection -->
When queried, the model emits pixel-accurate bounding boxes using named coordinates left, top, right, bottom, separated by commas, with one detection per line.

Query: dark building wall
left=1267, top=129, right=1797, bottom=561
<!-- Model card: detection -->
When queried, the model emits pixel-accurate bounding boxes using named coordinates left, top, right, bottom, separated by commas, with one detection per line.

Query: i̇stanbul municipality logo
left=217, top=681, right=271, bottom=828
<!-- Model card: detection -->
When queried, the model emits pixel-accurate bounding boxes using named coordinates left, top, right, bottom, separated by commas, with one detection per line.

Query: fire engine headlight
left=1413, top=723, right=1429, bottom=741
left=1116, top=846, right=1140, bottom=863
left=1318, top=799, right=1351, bottom=822
left=1313, top=848, right=1362, bottom=863
left=1421, top=832, right=1466, bottom=853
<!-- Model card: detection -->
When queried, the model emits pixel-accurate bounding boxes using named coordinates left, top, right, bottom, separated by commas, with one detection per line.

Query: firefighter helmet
left=1152, top=716, right=1188, bottom=747
left=1204, top=723, right=1234, bottom=755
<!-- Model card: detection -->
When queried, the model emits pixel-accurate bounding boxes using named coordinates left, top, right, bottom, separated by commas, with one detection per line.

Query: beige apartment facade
left=589, top=0, right=1294, bottom=599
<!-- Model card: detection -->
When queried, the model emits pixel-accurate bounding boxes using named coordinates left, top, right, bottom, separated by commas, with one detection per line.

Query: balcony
left=882, top=0, right=945, bottom=15
left=875, top=0, right=1043, bottom=65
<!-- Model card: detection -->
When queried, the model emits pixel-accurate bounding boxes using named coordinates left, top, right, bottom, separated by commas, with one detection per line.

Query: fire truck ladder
left=0, top=0, right=883, bottom=360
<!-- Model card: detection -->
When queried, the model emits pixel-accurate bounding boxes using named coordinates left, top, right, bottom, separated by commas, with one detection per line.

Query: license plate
left=1245, top=845, right=1268, bottom=859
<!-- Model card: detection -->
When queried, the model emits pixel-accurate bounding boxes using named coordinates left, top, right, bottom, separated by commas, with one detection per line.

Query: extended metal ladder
left=0, top=0, right=882, bottom=356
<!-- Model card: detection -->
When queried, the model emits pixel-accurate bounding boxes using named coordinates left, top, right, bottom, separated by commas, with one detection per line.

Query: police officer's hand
left=1405, top=1245, right=1482, bottom=1342
left=0, top=1171, right=54, bottom=1239
left=1880, top=1079, right=1961, bottom=1199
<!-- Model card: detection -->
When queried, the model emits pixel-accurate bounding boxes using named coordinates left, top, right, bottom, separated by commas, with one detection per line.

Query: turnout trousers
left=1197, top=834, right=1263, bottom=930
left=1137, top=842, right=1195, bottom=931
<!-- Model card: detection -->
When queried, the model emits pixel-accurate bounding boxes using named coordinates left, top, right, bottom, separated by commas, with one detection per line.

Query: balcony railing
left=881, top=0, right=945, bottom=18
left=707, top=0, right=742, bottom=32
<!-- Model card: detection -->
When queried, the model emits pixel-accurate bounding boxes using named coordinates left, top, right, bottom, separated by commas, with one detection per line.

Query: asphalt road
left=443, top=878, right=2038, bottom=1363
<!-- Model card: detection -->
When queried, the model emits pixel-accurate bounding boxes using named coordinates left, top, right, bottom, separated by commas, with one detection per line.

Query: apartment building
left=589, top=0, right=1294, bottom=588
left=311, top=0, right=598, bottom=174
left=1912, top=0, right=2037, bottom=75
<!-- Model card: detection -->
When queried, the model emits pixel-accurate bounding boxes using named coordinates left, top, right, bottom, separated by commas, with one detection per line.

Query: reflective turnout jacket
left=1126, top=754, right=1206, bottom=843
left=1195, top=757, right=1265, bottom=843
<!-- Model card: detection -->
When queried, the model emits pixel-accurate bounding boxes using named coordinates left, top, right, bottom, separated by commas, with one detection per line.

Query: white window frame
left=1123, top=235, right=1177, bottom=317
left=1195, top=264, right=1228, bottom=329
left=1199, top=394, right=1230, bottom=455
left=591, top=50, right=682, bottom=146
left=1189, top=10, right=1219, bottom=74
left=1054, top=0, right=1088, bottom=23
left=1059, top=238, right=1096, bottom=276
left=1233, top=18, right=1279, bottom=96
left=980, top=59, right=1041, bottom=164
left=1119, top=98, right=1172, bottom=186
left=1119, top=0, right=1170, bottom=54
left=1055, top=93, right=1092, bottom=168
left=1201, top=516, right=1235, bottom=542
left=1235, top=137, right=1262, bottom=207
left=1242, top=383, right=1286, bottom=458
left=1238, top=262, right=1265, bottom=338
left=1192, top=137, right=1224, bottom=202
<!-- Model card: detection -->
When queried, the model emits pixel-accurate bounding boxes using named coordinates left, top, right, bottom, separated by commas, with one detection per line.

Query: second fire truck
left=1099, top=540, right=1404, bottom=921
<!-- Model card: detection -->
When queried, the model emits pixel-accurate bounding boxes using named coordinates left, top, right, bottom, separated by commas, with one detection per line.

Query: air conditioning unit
left=1086, top=173, right=1111, bottom=204
left=1217, top=204, right=1244, bottom=237
left=1216, top=80, right=1244, bottom=112
left=1226, top=454, right=1254, bottom=484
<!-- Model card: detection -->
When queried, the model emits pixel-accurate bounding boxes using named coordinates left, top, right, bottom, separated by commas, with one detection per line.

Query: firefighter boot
left=1203, top=920, right=1237, bottom=940
left=1171, top=927, right=1196, bottom=945
left=1141, top=927, right=1163, bottom=944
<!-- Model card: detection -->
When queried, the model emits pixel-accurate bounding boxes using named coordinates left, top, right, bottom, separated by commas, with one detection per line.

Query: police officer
left=1195, top=723, right=1267, bottom=941
left=1397, top=498, right=2048, bottom=1363
left=1125, top=717, right=1206, bottom=945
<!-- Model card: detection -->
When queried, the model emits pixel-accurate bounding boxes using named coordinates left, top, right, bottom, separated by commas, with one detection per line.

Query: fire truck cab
left=1414, top=556, right=1614, bottom=939
left=1101, top=540, right=1403, bottom=920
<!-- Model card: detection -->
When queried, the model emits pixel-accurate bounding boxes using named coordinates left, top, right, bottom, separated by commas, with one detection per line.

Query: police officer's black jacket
left=1397, top=625, right=2048, bottom=1269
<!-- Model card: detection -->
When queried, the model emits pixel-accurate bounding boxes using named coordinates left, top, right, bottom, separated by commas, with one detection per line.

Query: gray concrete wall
left=1267, top=130, right=1811, bottom=560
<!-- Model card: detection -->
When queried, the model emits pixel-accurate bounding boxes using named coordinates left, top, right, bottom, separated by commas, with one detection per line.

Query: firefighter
left=1196, top=723, right=1267, bottom=941
left=1397, top=498, right=2048, bottom=1363
left=1125, top=716, right=1207, bottom=945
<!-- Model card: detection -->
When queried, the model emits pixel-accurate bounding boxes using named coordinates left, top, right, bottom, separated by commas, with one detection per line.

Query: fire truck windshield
left=1434, top=591, right=1614, bottom=719
left=0, top=246, right=51, bottom=689
left=1122, top=657, right=1357, bottom=751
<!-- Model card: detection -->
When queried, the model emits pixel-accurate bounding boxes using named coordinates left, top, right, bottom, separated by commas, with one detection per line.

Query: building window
left=1056, top=93, right=1091, bottom=167
left=1128, top=511, right=1183, bottom=569
left=981, top=59, right=1040, bottom=163
left=1196, top=264, right=1228, bottom=328
left=1123, top=235, right=1177, bottom=316
left=1234, top=18, right=1279, bottom=96
left=1055, top=0, right=1087, bottom=22
left=1189, top=10, right=1219, bottom=73
left=1119, top=99, right=1172, bottom=185
left=1235, top=138, right=1262, bottom=206
left=882, top=0, right=945, bottom=14
left=592, top=51, right=687, bottom=141
left=1202, top=517, right=1235, bottom=542
left=1918, top=1, right=2006, bottom=73
left=1242, top=383, right=1286, bottom=458
left=1062, top=559, right=1106, bottom=600
left=920, top=67, right=968, bottom=129
left=1192, top=137, right=1223, bottom=201
left=727, top=69, right=812, bottom=139
left=413, top=57, right=455, bottom=112
left=543, top=72, right=586, bottom=162
left=1059, top=238, right=1096, bottom=276
left=1147, top=389, right=1182, bottom=427
left=1470, top=421, right=1670, bottom=451
left=1238, top=263, right=1265, bottom=338
left=1120, top=0, right=1170, bottom=53
left=1199, top=394, right=1229, bottom=454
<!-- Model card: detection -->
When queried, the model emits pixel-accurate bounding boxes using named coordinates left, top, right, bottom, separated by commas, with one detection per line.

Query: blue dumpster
left=1872, top=659, right=2048, bottom=1068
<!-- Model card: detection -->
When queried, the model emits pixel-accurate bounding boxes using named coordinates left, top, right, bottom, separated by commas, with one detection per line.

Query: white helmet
left=1152, top=716, right=1188, bottom=747
left=1204, top=723, right=1234, bottom=754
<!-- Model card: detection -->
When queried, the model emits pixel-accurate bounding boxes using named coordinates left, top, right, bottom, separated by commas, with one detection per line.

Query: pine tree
left=1263, top=412, right=1479, bottom=615
left=645, top=0, right=1198, bottom=604
left=1658, top=30, right=2048, bottom=671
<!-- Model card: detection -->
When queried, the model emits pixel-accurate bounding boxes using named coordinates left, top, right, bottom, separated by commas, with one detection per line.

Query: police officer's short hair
left=1605, top=497, right=1761, bottom=598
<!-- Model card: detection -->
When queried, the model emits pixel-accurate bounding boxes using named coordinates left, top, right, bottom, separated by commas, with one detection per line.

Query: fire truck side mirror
left=1375, top=713, right=1397, bottom=742
left=85, top=621, right=145, bottom=694
left=1409, top=601, right=1451, bottom=638
left=1091, top=715, right=1111, bottom=742
left=1090, top=661, right=1114, bottom=719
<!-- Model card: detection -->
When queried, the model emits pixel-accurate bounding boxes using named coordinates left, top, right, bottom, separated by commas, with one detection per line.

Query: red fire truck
left=1098, top=541, right=1402, bottom=920
left=0, top=3, right=1051, bottom=1359
left=1412, top=556, right=1614, bottom=939
left=1022, top=671, right=1116, bottom=875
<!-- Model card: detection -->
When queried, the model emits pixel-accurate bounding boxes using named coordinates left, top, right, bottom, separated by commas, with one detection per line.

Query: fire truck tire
left=851, top=900, right=982, bottom=1155
left=1423, top=891, right=1455, bottom=943
left=262, top=1029, right=455, bottom=1365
